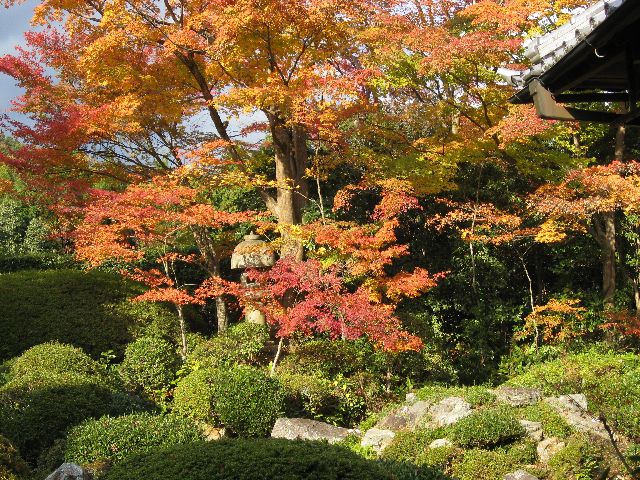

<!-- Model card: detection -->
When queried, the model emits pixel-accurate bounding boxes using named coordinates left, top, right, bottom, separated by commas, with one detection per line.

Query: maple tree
left=75, top=175, right=257, bottom=357
left=530, top=161, right=640, bottom=306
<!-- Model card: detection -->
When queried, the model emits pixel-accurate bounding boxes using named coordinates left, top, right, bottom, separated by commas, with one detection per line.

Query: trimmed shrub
left=102, top=439, right=451, bottom=480
left=0, top=435, right=29, bottom=480
left=382, top=427, right=450, bottom=465
left=211, top=366, right=284, bottom=437
left=0, top=343, right=142, bottom=463
left=7, top=342, right=106, bottom=381
left=450, top=407, right=524, bottom=449
left=0, top=269, right=178, bottom=361
left=65, top=413, right=203, bottom=471
left=173, top=366, right=285, bottom=437
left=190, top=323, right=269, bottom=368
left=451, top=449, right=518, bottom=480
left=119, top=337, right=180, bottom=396
left=516, top=403, right=573, bottom=439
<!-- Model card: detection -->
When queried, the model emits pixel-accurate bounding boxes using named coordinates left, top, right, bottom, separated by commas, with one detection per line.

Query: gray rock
left=504, top=470, right=539, bottom=480
left=429, top=438, right=453, bottom=449
left=547, top=394, right=588, bottom=411
left=360, top=428, right=396, bottom=453
left=544, top=394, right=608, bottom=439
left=537, top=437, right=565, bottom=463
left=495, top=386, right=542, bottom=407
left=271, top=418, right=355, bottom=444
left=429, top=397, right=472, bottom=427
left=405, top=392, right=418, bottom=405
left=45, top=463, right=93, bottom=480
left=519, top=420, right=543, bottom=442
left=376, top=401, right=431, bottom=432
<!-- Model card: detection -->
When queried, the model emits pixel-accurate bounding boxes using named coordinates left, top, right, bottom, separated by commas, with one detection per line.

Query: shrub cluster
left=0, top=343, right=141, bottom=462
left=450, top=406, right=525, bottom=449
left=173, top=365, right=284, bottom=437
left=65, top=413, right=203, bottom=470
left=103, top=439, right=450, bottom=480
left=190, top=323, right=269, bottom=368
left=0, top=435, right=29, bottom=480
left=0, top=270, right=177, bottom=361
left=508, top=350, right=640, bottom=438
left=119, top=336, right=180, bottom=396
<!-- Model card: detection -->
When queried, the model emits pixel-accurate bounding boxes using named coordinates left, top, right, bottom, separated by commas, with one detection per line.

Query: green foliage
left=381, top=427, right=450, bottom=465
left=0, top=269, right=178, bottom=361
left=0, top=343, right=142, bottom=462
left=0, top=435, right=29, bottom=480
left=65, top=413, right=203, bottom=471
left=279, top=373, right=341, bottom=421
left=102, top=439, right=451, bottom=480
left=508, top=350, right=640, bottom=439
left=173, top=366, right=285, bottom=437
left=210, top=366, right=284, bottom=437
left=516, top=403, right=573, bottom=439
left=450, top=448, right=521, bottom=480
left=189, top=323, right=269, bottom=368
left=450, top=407, right=524, bottom=449
left=119, top=337, right=180, bottom=397
left=547, top=435, right=605, bottom=480
left=172, top=368, right=218, bottom=421
left=416, top=385, right=496, bottom=408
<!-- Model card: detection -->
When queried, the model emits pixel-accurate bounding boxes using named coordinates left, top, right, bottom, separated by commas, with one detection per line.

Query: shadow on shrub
left=0, top=269, right=179, bottom=361
left=0, top=343, right=143, bottom=463
left=103, top=439, right=452, bottom=480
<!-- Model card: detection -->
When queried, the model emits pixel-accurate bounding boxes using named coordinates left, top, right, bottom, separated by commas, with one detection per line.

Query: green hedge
left=103, top=439, right=451, bottom=480
left=190, top=323, right=269, bottom=368
left=119, top=337, right=180, bottom=396
left=450, top=406, right=524, bottom=449
left=173, top=366, right=284, bottom=437
left=65, top=413, right=203, bottom=470
left=0, top=434, right=29, bottom=480
left=0, top=343, right=142, bottom=462
left=0, top=269, right=178, bottom=361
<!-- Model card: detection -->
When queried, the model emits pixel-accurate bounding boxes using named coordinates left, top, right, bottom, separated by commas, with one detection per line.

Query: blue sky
left=0, top=1, right=36, bottom=123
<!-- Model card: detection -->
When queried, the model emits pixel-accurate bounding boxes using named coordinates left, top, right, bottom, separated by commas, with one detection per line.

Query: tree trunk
left=268, top=115, right=309, bottom=260
left=191, top=225, right=229, bottom=333
left=615, top=125, right=626, bottom=161
left=593, top=213, right=617, bottom=307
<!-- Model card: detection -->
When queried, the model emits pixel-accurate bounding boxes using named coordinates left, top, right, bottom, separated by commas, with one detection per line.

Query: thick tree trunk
left=268, top=116, right=309, bottom=260
left=592, top=213, right=617, bottom=307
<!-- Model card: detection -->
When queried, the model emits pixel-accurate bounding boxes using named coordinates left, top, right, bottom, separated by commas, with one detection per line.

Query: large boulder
left=45, top=463, right=93, bottom=480
left=544, top=394, right=608, bottom=439
left=360, top=428, right=395, bottom=453
left=375, top=401, right=431, bottom=432
left=504, top=470, right=539, bottom=480
left=270, top=418, right=355, bottom=444
left=536, top=437, right=565, bottom=464
left=428, top=397, right=472, bottom=427
left=519, top=420, right=543, bottom=442
left=495, top=387, right=542, bottom=407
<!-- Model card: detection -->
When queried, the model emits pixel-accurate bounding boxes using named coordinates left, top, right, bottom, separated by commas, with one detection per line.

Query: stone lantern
left=231, top=233, right=275, bottom=324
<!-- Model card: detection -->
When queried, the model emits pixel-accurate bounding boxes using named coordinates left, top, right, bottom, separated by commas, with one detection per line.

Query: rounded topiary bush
left=0, top=343, right=141, bottom=463
left=451, top=407, right=524, bottom=449
left=0, top=434, right=29, bottom=480
left=102, top=439, right=448, bottom=480
left=190, top=323, right=269, bottom=368
left=7, top=342, right=106, bottom=381
left=65, top=413, right=203, bottom=469
left=119, top=337, right=180, bottom=396
left=173, top=366, right=284, bottom=437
